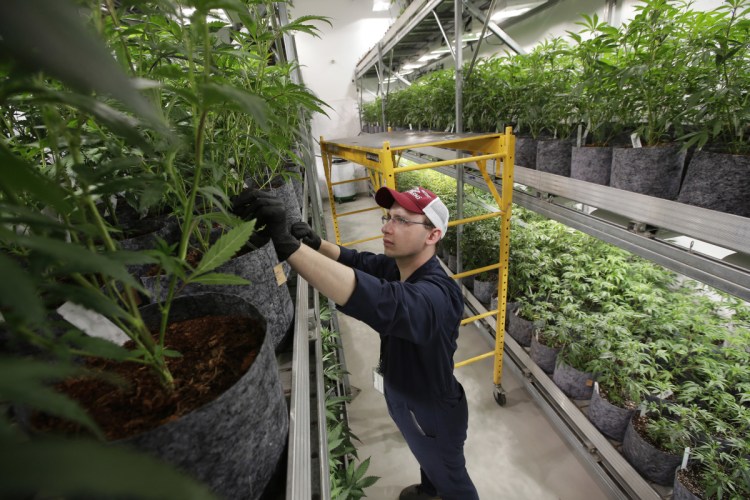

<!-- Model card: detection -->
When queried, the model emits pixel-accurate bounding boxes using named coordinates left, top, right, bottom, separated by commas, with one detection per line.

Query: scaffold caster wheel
left=493, top=387, right=507, bottom=406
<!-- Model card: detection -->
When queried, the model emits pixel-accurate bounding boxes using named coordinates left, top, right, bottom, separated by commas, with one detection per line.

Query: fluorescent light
left=418, top=53, right=443, bottom=62
left=491, top=7, right=533, bottom=22
left=373, top=0, right=390, bottom=11
left=431, top=47, right=453, bottom=54
left=402, top=63, right=425, bottom=70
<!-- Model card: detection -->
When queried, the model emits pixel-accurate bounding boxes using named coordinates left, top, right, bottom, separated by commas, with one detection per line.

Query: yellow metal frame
left=320, top=128, right=515, bottom=391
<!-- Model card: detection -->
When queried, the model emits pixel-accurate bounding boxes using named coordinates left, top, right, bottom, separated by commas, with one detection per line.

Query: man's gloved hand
left=290, top=221, right=322, bottom=251
left=231, top=189, right=300, bottom=261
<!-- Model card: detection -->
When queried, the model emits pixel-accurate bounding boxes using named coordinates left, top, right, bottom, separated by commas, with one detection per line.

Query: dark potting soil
left=675, top=467, right=704, bottom=499
left=33, top=315, right=264, bottom=441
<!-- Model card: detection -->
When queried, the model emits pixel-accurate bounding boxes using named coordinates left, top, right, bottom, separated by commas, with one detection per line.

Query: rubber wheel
left=493, top=389, right=507, bottom=406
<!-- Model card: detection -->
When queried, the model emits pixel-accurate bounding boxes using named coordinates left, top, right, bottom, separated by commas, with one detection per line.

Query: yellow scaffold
left=320, top=128, right=515, bottom=405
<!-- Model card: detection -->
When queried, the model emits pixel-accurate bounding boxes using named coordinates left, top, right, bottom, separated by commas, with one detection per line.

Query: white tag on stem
left=681, top=447, right=691, bottom=470
left=594, top=381, right=600, bottom=394
left=630, top=133, right=642, bottom=148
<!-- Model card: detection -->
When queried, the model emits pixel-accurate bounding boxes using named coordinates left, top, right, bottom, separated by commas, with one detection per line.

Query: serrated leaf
left=0, top=253, right=45, bottom=326
left=187, top=272, right=251, bottom=286
left=0, top=0, right=167, bottom=133
left=61, top=329, right=131, bottom=361
left=0, top=145, right=72, bottom=214
left=0, top=358, right=102, bottom=439
left=192, top=221, right=255, bottom=276
left=200, top=82, right=268, bottom=126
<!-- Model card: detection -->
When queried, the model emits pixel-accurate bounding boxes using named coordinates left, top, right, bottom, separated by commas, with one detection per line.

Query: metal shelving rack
left=320, top=129, right=516, bottom=404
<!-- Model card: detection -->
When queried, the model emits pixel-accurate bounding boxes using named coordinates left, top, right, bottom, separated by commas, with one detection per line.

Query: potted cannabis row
left=0, top=1, right=329, bottom=498
left=364, top=0, right=750, bottom=218
left=397, top=169, right=750, bottom=498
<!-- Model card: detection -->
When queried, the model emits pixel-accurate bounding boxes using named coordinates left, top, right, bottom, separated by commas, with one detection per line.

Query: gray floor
left=325, top=194, right=609, bottom=500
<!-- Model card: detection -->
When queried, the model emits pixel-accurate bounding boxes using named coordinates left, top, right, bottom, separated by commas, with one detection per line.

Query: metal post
left=455, top=0, right=464, bottom=275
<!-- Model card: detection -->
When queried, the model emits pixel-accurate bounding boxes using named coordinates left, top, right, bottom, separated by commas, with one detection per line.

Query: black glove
left=231, top=189, right=300, bottom=261
left=290, top=221, right=322, bottom=251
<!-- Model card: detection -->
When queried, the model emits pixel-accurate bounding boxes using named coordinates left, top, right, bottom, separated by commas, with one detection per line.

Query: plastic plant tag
left=630, top=133, right=642, bottom=148
left=594, top=381, right=600, bottom=394
left=658, top=389, right=673, bottom=400
left=638, top=401, right=647, bottom=417
left=273, top=263, right=286, bottom=286
left=373, top=367, right=384, bottom=395
left=681, top=447, right=691, bottom=469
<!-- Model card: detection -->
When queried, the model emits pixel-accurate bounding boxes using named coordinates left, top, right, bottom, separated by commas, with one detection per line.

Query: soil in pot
left=622, top=414, right=682, bottom=486
left=552, top=362, right=595, bottom=400
left=570, top=146, right=613, bottom=185
left=34, top=315, right=264, bottom=440
left=536, top=139, right=572, bottom=176
left=588, top=386, right=636, bottom=441
left=610, top=144, right=686, bottom=200
left=673, top=466, right=704, bottom=500
left=34, top=294, right=289, bottom=499
left=141, top=240, right=294, bottom=351
left=677, top=150, right=750, bottom=218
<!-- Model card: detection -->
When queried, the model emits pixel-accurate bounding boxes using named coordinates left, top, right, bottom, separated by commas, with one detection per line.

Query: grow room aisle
left=323, top=195, right=607, bottom=500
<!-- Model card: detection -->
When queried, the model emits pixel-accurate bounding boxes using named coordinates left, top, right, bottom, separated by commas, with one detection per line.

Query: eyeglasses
left=381, top=214, right=434, bottom=228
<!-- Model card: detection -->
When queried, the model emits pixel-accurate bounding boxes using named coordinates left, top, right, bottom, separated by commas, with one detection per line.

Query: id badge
left=373, top=367, right=384, bottom=395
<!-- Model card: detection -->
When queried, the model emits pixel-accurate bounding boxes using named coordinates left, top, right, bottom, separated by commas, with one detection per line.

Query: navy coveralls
left=337, top=246, right=479, bottom=500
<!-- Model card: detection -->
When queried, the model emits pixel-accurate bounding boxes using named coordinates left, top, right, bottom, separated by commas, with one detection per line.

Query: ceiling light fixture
left=373, top=0, right=390, bottom=12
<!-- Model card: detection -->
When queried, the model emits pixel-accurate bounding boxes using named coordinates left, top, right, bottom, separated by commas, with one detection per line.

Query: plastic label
left=373, top=367, right=384, bottom=395
left=681, top=447, right=691, bottom=469
left=273, top=263, right=286, bottom=286
left=630, top=133, right=642, bottom=148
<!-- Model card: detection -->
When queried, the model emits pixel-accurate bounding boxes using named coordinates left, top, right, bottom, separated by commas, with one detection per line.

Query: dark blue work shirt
left=337, top=246, right=464, bottom=406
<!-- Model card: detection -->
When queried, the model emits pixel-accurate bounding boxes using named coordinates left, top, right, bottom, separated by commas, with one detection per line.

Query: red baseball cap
left=375, top=186, right=449, bottom=239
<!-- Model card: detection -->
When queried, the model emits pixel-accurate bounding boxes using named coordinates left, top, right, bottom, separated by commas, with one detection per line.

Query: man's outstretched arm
left=287, top=243, right=355, bottom=306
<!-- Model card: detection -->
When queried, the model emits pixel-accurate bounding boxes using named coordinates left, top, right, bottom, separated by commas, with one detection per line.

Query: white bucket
left=331, top=158, right=356, bottom=200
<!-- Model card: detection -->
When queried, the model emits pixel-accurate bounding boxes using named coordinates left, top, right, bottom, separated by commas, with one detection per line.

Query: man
left=233, top=186, right=478, bottom=500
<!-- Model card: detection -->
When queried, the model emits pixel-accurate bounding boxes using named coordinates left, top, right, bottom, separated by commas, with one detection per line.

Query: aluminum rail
left=286, top=174, right=332, bottom=499
left=401, top=147, right=750, bottom=301
left=286, top=248, right=312, bottom=499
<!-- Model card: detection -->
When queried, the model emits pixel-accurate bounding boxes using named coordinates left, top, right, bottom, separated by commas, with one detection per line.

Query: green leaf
left=0, top=230, right=141, bottom=289
left=0, top=144, right=72, bottom=214
left=0, top=0, right=168, bottom=133
left=61, top=330, right=132, bottom=361
left=0, top=358, right=103, bottom=439
left=0, top=436, right=216, bottom=499
left=26, top=89, right=147, bottom=148
left=0, top=253, right=45, bottom=326
left=201, top=82, right=268, bottom=126
left=187, top=273, right=251, bottom=286
left=192, top=221, right=255, bottom=276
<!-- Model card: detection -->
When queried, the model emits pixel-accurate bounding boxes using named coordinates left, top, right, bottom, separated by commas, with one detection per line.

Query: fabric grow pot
left=536, top=139, right=572, bottom=177
left=122, top=293, right=288, bottom=500
left=506, top=310, right=533, bottom=348
left=331, top=157, right=357, bottom=202
left=570, top=146, right=613, bottom=186
left=677, top=150, right=750, bottom=218
left=622, top=415, right=681, bottom=486
left=141, top=240, right=294, bottom=351
left=529, top=335, right=559, bottom=374
left=552, top=362, right=594, bottom=400
left=587, top=385, right=635, bottom=441
left=515, top=137, right=538, bottom=169
left=610, top=144, right=686, bottom=200
left=472, top=278, right=495, bottom=305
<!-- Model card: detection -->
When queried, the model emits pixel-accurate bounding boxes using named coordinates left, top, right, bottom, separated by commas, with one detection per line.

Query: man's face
left=381, top=202, right=437, bottom=258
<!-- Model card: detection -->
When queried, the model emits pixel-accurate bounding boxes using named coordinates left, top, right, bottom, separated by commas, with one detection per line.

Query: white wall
left=291, top=0, right=400, bottom=196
